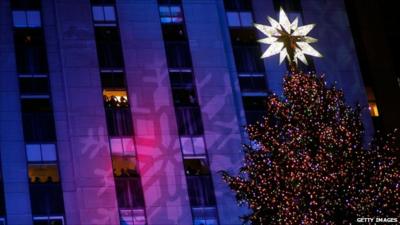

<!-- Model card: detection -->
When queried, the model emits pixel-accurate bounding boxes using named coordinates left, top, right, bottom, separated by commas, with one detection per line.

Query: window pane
left=165, top=41, right=192, bottom=68
left=180, top=137, right=194, bottom=155
left=100, top=72, right=125, bottom=89
left=172, top=88, right=197, bottom=106
left=175, top=107, right=204, bottom=135
left=104, top=6, right=116, bottom=21
left=92, top=6, right=105, bottom=21
left=162, top=24, right=186, bottom=41
left=159, top=6, right=170, bottom=17
left=239, top=12, right=253, bottom=27
left=192, top=136, right=205, bottom=155
left=112, top=156, right=138, bottom=177
left=226, top=12, right=240, bottom=27
left=26, top=144, right=42, bottom=162
left=105, top=108, right=133, bottom=136
left=238, top=75, right=267, bottom=92
left=169, top=71, right=194, bottom=88
left=95, top=27, right=124, bottom=68
left=30, top=183, right=65, bottom=214
left=27, top=11, right=41, bottom=27
left=19, top=76, right=50, bottom=95
left=14, top=29, right=48, bottom=74
left=42, top=144, right=57, bottom=161
left=187, top=176, right=216, bottom=206
left=110, top=137, right=124, bottom=154
left=115, top=177, right=145, bottom=209
left=29, top=164, right=60, bottom=183
left=12, top=11, right=27, bottom=27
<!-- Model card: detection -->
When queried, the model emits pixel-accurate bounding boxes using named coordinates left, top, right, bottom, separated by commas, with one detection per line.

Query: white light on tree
left=255, top=7, right=322, bottom=65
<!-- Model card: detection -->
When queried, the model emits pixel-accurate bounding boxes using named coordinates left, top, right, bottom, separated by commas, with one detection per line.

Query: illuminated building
left=0, top=0, right=376, bottom=224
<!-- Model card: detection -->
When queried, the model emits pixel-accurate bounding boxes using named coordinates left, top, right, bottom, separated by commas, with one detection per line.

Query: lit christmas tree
left=222, top=8, right=400, bottom=225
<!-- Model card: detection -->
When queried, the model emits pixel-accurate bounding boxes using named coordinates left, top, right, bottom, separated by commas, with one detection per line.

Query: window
left=29, top=164, right=60, bottom=183
left=92, top=6, right=116, bottom=23
left=105, top=107, right=133, bottom=136
left=100, top=71, right=125, bottom=89
left=110, top=137, right=136, bottom=156
left=103, top=90, right=129, bottom=108
left=192, top=207, right=219, bottom=225
left=238, top=74, right=267, bottom=92
left=172, top=88, right=197, bottom=106
left=184, top=159, right=216, bottom=207
left=120, top=209, right=146, bottom=225
left=33, top=217, right=64, bottom=225
left=91, top=0, right=115, bottom=4
left=230, top=29, right=265, bottom=73
left=158, top=0, right=181, bottom=4
left=366, top=87, right=379, bottom=117
left=95, top=27, right=124, bottom=68
left=226, top=12, right=253, bottom=27
left=29, top=165, right=64, bottom=215
left=112, top=155, right=138, bottom=177
left=12, top=10, right=41, bottom=28
left=159, top=5, right=183, bottom=24
left=14, top=29, right=48, bottom=74
left=19, top=75, right=49, bottom=95
left=26, top=144, right=57, bottom=162
left=180, top=136, right=206, bottom=156
left=233, top=45, right=264, bottom=73
left=165, top=41, right=192, bottom=68
left=176, top=107, right=204, bottom=135
left=103, top=90, right=133, bottom=136
left=11, top=0, right=41, bottom=9
left=30, top=189, right=64, bottom=216
left=223, top=0, right=252, bottom=11
left=273, top=0, right=302, bottom=12
left=162, top=24, right=186, bottom=41
left=21, top=99, right=56, bottom=142
left=242, top=96, right=267, bottom=124
left=115, top=177, right=145, bottom=209
left=169, top=71, right=194, bottom=88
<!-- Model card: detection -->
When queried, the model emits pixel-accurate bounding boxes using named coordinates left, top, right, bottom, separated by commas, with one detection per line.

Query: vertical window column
left=223, top=0, right=268, bottom=124
left=11, top=0, right=66, bottom=224
left=158, top=1, right=219, bottom=224
left=90, top=1, right=147, bottom=224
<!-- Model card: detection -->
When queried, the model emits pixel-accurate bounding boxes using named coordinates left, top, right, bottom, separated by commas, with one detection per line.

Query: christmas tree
left=222, top=72, right=399, bottom=224
left=222, top=8, right=400, bottom=225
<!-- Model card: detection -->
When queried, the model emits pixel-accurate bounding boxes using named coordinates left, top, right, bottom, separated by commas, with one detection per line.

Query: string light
left=222, top=72, right=400, bottom=224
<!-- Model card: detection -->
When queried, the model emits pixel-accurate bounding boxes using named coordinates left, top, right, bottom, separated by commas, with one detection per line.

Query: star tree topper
left=255, top=7, right=322, bottom=66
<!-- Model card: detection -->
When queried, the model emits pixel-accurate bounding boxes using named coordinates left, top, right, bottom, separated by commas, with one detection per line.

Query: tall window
left=95, top=27, right=124, bottom=68
left=230, top=29, right=265, bottom=73
left=242, top=96, right=267, bottom=124
left=184, top=159, right=216, bottom=207
left=14, top=29, right=48, bottom=74
left=113, top=156, right=145, bottom=209
left=29, top=164, right=65, bottom=215
left=103, top=90, right=133, bottom=136
left=21, top=98, right=56, bottom=142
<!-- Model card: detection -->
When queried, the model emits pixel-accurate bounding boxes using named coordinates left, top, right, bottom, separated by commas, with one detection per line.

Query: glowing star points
left=255, top=7, right=322, bottom=65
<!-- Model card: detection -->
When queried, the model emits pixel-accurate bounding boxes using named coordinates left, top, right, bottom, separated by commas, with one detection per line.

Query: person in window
left=34, top=176, right=41, bottom=183
left=110, top=95, right=119, bottom=108
left=120, top=96, right=128, bottom=108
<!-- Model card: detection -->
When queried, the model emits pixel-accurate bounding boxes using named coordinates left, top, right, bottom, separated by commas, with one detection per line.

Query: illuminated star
left=254, top=7, right=322, bottom=65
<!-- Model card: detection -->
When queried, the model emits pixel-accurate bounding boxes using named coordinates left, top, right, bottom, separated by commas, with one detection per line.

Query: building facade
left=0, top=0, right=371, bottom=225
